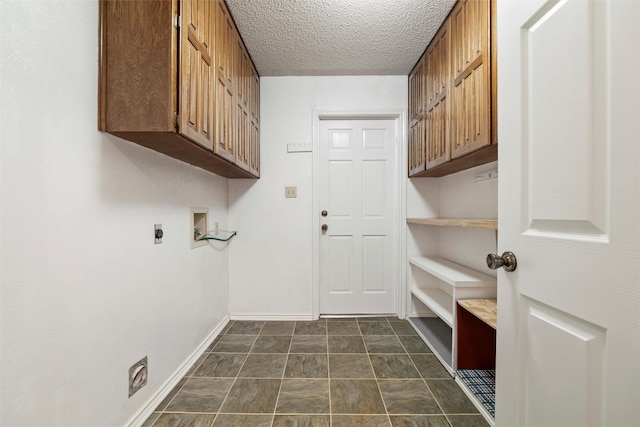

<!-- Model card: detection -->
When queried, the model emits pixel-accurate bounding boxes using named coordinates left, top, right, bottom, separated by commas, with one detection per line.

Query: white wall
left=228, top=76, right=407, bottom=318
left=406, top=161, right=498, bottom=316
left=0, top=1, right=229, bottom=425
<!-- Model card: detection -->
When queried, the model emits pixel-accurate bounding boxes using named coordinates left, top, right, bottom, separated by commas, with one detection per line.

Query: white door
left=496, top=1, right=639, bottom=426
left=319, top=119, right=397, bottom=315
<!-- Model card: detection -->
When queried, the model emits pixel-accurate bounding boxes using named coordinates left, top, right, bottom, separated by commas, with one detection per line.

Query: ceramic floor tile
left=358, top=321, right=394, bottom=335
left=154, top=377, right=187, bottom=411
left=294, top=321, right=327, bottom=335
left=272, top=415, right=330, bottom=427
left=446, top=415, right=491, bottom=427
left=364, top=335, right=406, bottom=353
left=426, top=379, right=479, bottom=414
left=260, top=321, right=296, bottom=335
left=328, top=336, right=366, bottom=353
left=219, top=378, right=281, bottom=413
left=389, top=415, right=451, bottom=427
left=165, top=378, right=234, bottom=412
left=193, top=353, right=247, bottom=378
left=377, top=379, right=442, bottom=414
left=388, top=321, right=418, bottom=336
left=140, top=412, right=160, bottom=427
left=328, top=354, right=374, bottom=378
left=251, top=335, right=292, bottom=353
left=369, top=355, right=421, bottom=379
left=285, top=354, right=328, bottom=378
left=238, top=353, right=287, bottom=378
left=186, top=352, right=209, bottom=376
left=327, top=321, right=362, bottom=335
left=290, top=335, right=328, bottom=353
left=330, top=379, right=386, bottom=414
left=331, top=415, right=391, bottom=427
left=153, top=413, right=216, bottom=427
left=276, top=379, right=330, bottom=414
left=210, top=334, right=257, bottom=352
left=226, top=320, right=265, bottom=335
left=398, top=335, right=432, bottom=353
left=212, top=414, right=273, bottom=426
left=410, top=354, right=451, bottom=379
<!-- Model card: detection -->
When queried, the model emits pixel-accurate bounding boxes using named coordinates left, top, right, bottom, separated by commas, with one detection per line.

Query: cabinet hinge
left=174, top=113, right=179, bottom=129
left=175, top=15, right=181, bottom=29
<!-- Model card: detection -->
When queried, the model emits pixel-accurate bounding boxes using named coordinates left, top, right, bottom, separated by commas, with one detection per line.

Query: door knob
left=486, top=251, right=517, bottom=272
left=321, top=224, right=328, bottom=233
left=321, top=210, right=328, bottom=217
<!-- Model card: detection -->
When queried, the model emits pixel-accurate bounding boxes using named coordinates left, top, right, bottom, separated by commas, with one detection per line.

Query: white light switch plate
left=285, top=186, right=297, bottom=198
left=287, top=142, right=312, bottom=153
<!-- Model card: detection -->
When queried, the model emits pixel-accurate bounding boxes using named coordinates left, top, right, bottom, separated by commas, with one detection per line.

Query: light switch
left=285, top=186, right=297, bottom=198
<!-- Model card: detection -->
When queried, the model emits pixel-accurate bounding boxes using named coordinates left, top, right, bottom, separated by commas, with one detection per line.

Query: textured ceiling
left=225, top=0, right=456, bottom=76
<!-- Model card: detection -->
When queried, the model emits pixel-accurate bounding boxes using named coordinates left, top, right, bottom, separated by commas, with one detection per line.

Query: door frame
left=311, top=110, right=408, bottom=319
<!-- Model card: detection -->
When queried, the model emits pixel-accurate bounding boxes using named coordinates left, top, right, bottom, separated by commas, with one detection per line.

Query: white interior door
left=319, top=119, right=397, bottom=315
left=496, top=1, right=639, bottom=426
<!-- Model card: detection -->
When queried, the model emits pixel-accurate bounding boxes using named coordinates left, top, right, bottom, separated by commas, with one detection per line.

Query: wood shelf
left=407, top=217, right=497, bottom=230
left=408, top=256, right=496, bottom=288
left=411, top=287, right=453, bottom=327
left=458, top=299, right=497, bottom=329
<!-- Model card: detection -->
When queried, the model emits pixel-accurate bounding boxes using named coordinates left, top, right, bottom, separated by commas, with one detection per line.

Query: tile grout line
left=269, top=321, right=297, bottom=426
left=210, top=321, right=263, bottom=427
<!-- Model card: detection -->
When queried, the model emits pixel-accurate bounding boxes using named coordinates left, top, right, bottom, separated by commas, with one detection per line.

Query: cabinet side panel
left=100, top=0, right=175, bottom=132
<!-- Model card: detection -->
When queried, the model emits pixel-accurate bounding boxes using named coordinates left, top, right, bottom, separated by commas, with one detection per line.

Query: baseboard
left=229, top=313, right=314, bottom=321
left=125, top=315, right=231, bottom=427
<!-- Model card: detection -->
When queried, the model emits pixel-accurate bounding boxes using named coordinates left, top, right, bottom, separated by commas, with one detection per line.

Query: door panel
left=180, top=0, right=213, bottom=150
left=497, top=0, right=639, bottom=425
left=320, top=119, right=397, bottom=315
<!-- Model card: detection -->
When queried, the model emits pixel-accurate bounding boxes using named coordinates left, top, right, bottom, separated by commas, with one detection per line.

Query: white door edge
left=311, top=109, right=408, bottom=320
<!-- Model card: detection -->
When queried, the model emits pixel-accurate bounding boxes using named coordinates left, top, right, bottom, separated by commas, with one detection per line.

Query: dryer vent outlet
left=129, top=356, right=148, bottom=397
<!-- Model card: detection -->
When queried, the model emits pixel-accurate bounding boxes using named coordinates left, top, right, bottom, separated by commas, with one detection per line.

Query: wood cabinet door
left=233, top=36, right=250, bottom=172
left=249, top=63, right=260, bottom=177
left=180, top=0, right=214, bottom=150
left=213, top=0, right=235, bottom=162
left=408, top=59, right=425, bottom=122
left=408, top=118, right=426, bottom=176
left=408, top=56, right=426, bottom=175
left=450, top=0, right=491, bottom=159
left=426, top=19, right=451, bottom=169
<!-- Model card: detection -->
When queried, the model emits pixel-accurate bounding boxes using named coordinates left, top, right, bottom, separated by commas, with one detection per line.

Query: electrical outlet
left=154, top=224, right=163, bottom=244
left=129, top=356, right=148, bottom=397
left=285, top=186, right=297, bottom=198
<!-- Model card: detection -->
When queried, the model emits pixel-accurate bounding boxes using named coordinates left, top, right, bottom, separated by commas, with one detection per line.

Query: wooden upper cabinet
left=99, top=0, right=259, bottom=178
left=450, top=0, right=491, bottom=159
left=180, top=0, right=213, bottom=150
left=426, top=19, right=451, bottom=169
left=408, top=0, right=496, bottom=178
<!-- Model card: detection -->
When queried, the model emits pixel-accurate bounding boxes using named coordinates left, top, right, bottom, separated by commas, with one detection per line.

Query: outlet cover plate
left=154, top=224, right=163, bottom=244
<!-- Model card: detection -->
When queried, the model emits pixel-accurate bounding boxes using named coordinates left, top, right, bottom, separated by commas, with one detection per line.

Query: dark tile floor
left=142, top=319, right=488, bottom=427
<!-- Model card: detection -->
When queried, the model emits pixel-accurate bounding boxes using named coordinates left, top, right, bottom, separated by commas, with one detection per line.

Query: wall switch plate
left=285, top=186, right=297, bottom=198
left=287, top=142, right=312, bottom=153
left=154, top=224, right=163, bottom=244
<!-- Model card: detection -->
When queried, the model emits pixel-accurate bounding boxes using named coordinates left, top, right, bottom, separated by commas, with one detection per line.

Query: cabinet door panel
left=426, top=20, right=450, bottom=169
left=409, top=119, right=426, bottom=176
left=180, top=0, right=213, bottom=150
left=451, top=0, right=490, bottom=159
